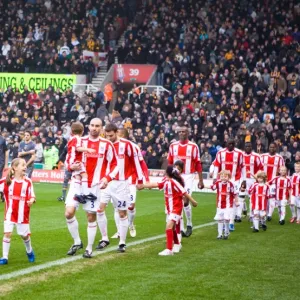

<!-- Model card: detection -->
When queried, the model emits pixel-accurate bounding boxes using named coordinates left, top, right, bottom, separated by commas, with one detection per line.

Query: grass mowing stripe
left=0, top=221, right=216, bottom=281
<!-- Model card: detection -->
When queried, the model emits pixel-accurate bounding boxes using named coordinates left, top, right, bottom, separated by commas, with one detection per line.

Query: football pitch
left=0, top=184, right=298, bottom=300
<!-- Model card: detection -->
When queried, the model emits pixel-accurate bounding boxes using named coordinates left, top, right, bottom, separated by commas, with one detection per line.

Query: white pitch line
left=0, top=221, right=216, bottom=281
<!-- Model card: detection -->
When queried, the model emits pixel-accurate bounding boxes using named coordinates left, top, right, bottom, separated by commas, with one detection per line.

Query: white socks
left=297, top=207, right=300, bottom=220
left=236, top=199, right=244, bottom=218
left=218, top=221, right=224, bottom=236
left=184, top=204, right=192, bottom=227
left=119, top=216, right=129, bottom=245
left=24, top=237, right=32, bottom=253
left=97, top=212, right=108, bottom=241
left=180, top=216, right=184, bottom=232
left=128, top=208, right=136, bottom=226
left=86, top=222, right=97, bottom=252
left=279, top=205, right=286, bottom=221
left=114, top=209, right=120, bottom=234
left=2, top=237, right=10, bottom=259
left=268, top=199, right=275, bottom=217
left=253, top=217, right=259, bottom=230
left=224, top=220, right=229, bottom=235
left=66, top=217, right=81, bottom=245
left=290, top=205, right=296, bottom=218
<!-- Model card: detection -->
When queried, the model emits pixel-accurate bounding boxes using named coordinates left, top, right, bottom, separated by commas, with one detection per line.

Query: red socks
left=166, top=229, right=173, bottom=250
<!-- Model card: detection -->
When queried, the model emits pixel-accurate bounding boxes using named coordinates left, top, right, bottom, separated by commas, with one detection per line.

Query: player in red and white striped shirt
left=96, top=124, right=144, bottom=253
left=65, top=122, right=98, bottom=202
left=261, top=143, right=285, bottom=221
left=0, top=158, right=36, bottom=265
left=65, top=118, right=118, bottom=258
left=248, top=171, right=269, bottom=232
left=213, top=139, right=244, bottom=231
left=168, top=124, right=204, bottom=237
left=290, top=162, right=300, bottom=223
left=137, top=165, right=197, bottom=256
left=210, top=170, right=239, bottom=239
left=110, top=128, right=149, bottom=239
left=238, top=143, right=263, bottom=221
left=268, top=166, right=291, bottom=225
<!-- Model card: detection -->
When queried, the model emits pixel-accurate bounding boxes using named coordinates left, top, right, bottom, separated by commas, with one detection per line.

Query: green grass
left=0, top=183, right=298, bottom=300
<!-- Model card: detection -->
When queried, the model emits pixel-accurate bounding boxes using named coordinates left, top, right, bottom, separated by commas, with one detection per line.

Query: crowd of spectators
left=112, top=0, right=300, bottom=172
left=0, top=0, right=134, bottom=82
left=0, top=0, right=300, bottom=173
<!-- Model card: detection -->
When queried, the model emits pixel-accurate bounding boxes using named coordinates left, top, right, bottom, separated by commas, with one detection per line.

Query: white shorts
left=276, top=199, right=288, bottom=207
left=4, top=221, right=31, bottom=236
left=291, top=196, right=300, bottom=206
left=101, top=180, right=130, bottom=211
left=167, top=213, right=181, bottom=224
left=129, top=184, right=137, bottom=204
left=253, top=210, right=266, bottom=217
left=182, top=174, right=195, bottom=195
left=72, top=162, right=86, bottom=177
left=214, top=208, right=234, bottom=221
left=65, top=179, right=100, bottom=212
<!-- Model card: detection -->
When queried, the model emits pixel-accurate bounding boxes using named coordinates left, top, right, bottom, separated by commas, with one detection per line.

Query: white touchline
left=0, top=221, right=216, bottom=281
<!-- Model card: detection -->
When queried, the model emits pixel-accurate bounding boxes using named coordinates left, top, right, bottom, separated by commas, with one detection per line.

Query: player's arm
left=26, top=152, right=36, bottom=167
left=27, top=180, right=36, bottom=206
left=76, top=146, right=95, bottom=153
left=130, top=143, right=144, bottom=184
left=184, top=192, right=198, bottom=207
left=4, top=145, right=8, bottom=170
left=212, top=153, right=221, bottom=182
left=137, top=182, right=159, bottom=190
left=167, top=146, right=173, bottom=165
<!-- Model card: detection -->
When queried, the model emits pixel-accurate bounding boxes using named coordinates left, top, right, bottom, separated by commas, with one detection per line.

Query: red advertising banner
left=114, top=64, right=156, bottom=83
left=31, top=170, right=65, bottom=183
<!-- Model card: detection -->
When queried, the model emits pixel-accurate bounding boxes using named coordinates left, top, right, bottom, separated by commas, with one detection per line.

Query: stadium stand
left=0, top=0, right=299, bottom=172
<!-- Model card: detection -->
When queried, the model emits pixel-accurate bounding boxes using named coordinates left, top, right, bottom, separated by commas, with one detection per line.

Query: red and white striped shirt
left=291, top=173, right=300, bottom=197
left=243, top=152, right=263, bottom=179
left=65, top=136, right=82, bottom=171
left=0, top=177, right=35, bottom=224
left=128, top=142, right=149, bottom=185
left=211, top=180, right=236, bottom=209
left=213, top=148, right=244, bottom=181
left=249, top=183, right=269, bottom=211
left=81, top=136, right=118, bottom=187
left=168, top=141, right=202, bottom=174
left=268, top=176, right=291, bottom=201
left=261, top=153, right=284, bottom=181
left=157, top=177, right=185, bottom=215
left=113, top=138, right=144, bottom=181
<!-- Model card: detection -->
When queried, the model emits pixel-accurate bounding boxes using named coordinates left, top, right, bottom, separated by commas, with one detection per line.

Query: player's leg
left=0, top=222, right=13, bottom=264
left=171, top=214, right=182, bottom=253
left=73, top=174, right=83, bottom=199
left=223, top=209, right=230, bottom=239
left=65, top=180, right=82, bottom=255
left=111, top=207, right=120, bottom=238
left=289, top=196, right=296, bottom=223
left=128, top=184, right=137, bottom=237
left=260, top=211, right=267, bottom=231
left=182, top=176, right=194, bottom=237
left=229, top=181, right=240, bottom=230
left=159, top=217, right=175, bottom=256
left=267, top=197, right=276, bottom=221
left=82, top=185, right=100, bottom=258
left=279, top=200, right=287, bottom=225
left=114, top=181, right=130, bottom=252
left=236, top=196, right=245, bottom=222
left=18, top=224, right=35, bottom=262
left=58, top=170, right=72, bottom=201
left=253, top=210, right=259, bottom=232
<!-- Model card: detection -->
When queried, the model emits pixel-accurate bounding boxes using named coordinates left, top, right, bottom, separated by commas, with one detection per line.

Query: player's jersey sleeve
left=0, top=179, right=5, bottom=193
left=157, top=177, right=167, bottom=190
left=129, top=142, right=144, bottom=182
left=167, top=144, right=174, bottom=165
left=268, top=177, right=277, bottom=185
left=105, top=142, right=119, bottom=181
left=248, top=183, right=256, bottom=195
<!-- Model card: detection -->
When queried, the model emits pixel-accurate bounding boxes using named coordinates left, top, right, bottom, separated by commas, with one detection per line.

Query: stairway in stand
left=91, top=33, right=125, bottom=88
